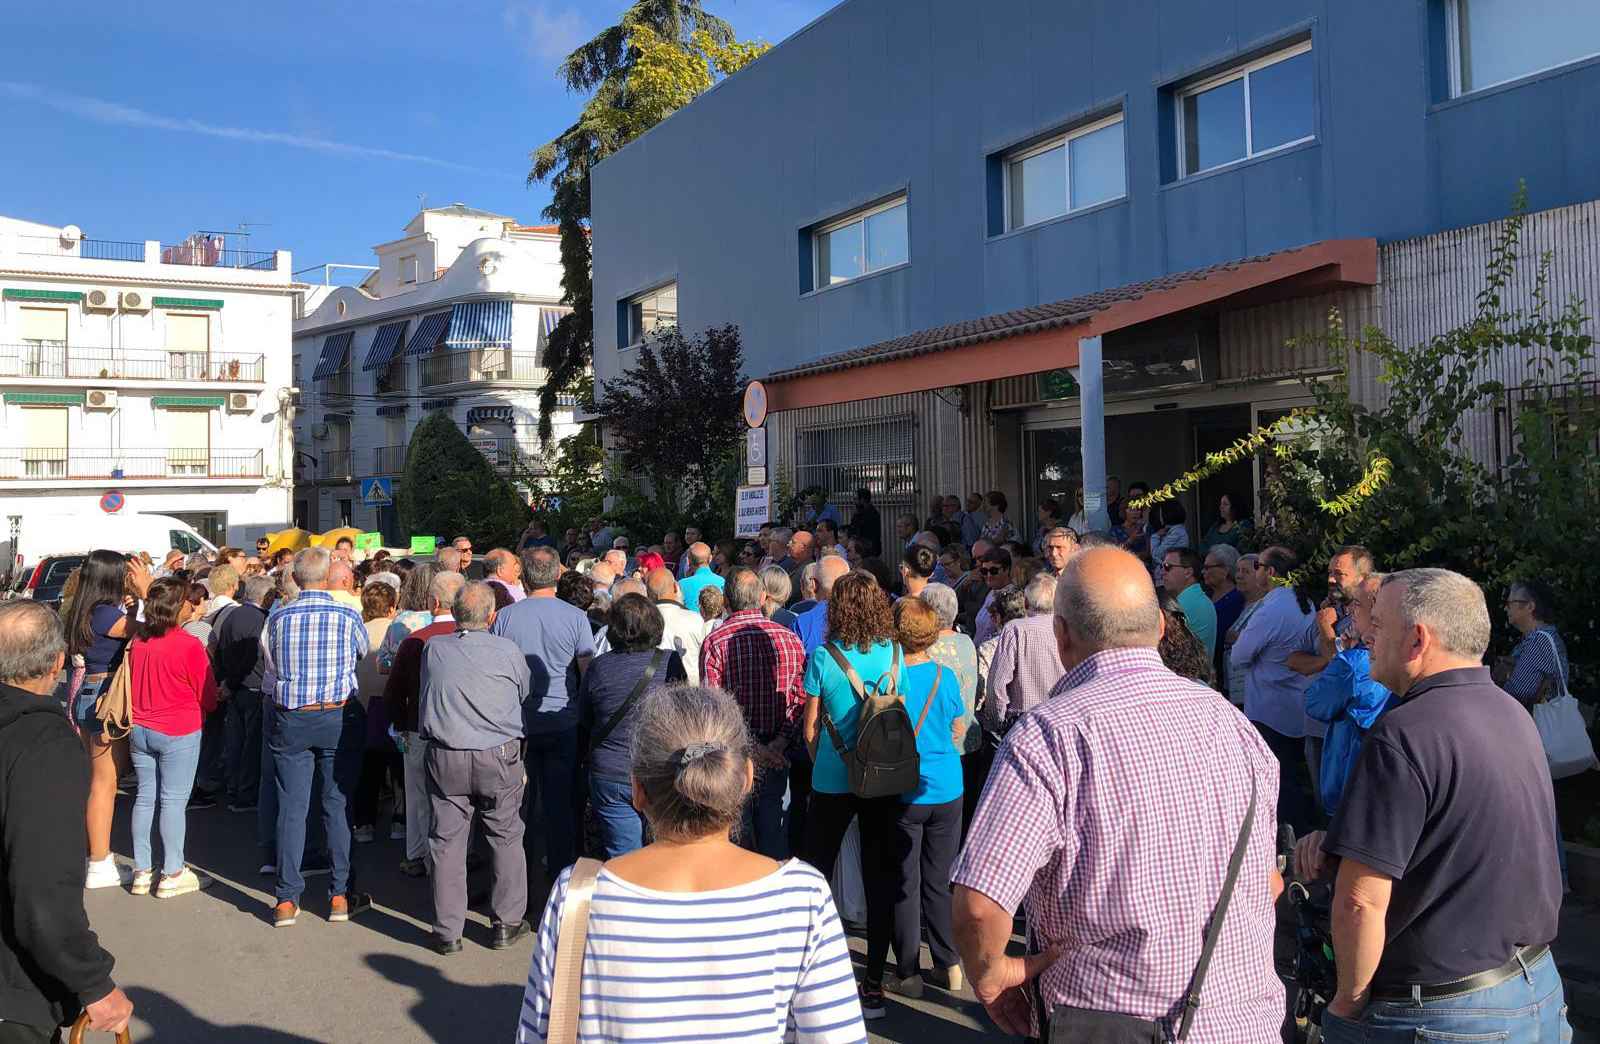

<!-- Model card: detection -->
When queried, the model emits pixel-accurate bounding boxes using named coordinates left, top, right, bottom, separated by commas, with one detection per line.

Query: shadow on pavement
left=123, top=987, right=325, bottom=1043
left=366, top=952, right=526, bottom=1040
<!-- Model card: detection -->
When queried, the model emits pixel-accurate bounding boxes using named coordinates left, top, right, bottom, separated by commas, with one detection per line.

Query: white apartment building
left=292, top=204, right=579, bottom=537
left=0, top=214, right=297, bottom=547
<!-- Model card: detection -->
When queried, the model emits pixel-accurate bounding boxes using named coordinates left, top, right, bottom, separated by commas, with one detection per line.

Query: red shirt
left=129, top=628, right=219, bottom=736
left=698, top=609, right=807, bottom=742
left=383, top=617, right=456, bottom=732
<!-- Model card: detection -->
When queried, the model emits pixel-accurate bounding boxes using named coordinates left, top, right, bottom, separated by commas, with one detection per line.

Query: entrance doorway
left=1190, top=406, right=1254, bottom=541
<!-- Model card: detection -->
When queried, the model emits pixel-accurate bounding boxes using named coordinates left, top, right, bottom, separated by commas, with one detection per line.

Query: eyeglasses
left=979, top=566, right=1005, bottom=576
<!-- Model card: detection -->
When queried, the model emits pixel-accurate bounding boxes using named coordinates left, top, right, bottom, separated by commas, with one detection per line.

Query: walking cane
left=68, top=1013, right=132, bottom=1043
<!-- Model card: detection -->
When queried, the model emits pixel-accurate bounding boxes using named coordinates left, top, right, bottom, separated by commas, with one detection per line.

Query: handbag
left=1045, top=776, right=1257, bottom=1043
left=546, top=856, right=603, bottom=1044
left=95, top=644, right=135, bottom=741
left=1529, top=630, right=1599, bottom=779
left=69, top=1012, right=132, bottom=1043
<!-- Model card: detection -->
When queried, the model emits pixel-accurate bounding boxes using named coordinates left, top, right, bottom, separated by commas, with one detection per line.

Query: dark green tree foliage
left=397, top=411, right=529, bottom=548
left=527, top=0, right=742, bottom=442
left=591, top=323, right=745, bottom=525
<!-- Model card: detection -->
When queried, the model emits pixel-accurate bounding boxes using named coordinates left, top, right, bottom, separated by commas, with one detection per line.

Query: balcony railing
left=318, top=370, right=353, bottom=400
left=318, top=449, right=354, bottom=481
left=420, top=349, right=540, bottom=389
left=0, top=343, right=265, bottom=382
left=376, top=357, right=409, bottom=395
left=16, top=236, right=146, bottom=262
left=373, top=445, right=407, bottom=474
left=0, top=448, right=263, bottom=481
left=470, top=436, right=549, bottom=478
left=160, top=243, right=276, bottom=270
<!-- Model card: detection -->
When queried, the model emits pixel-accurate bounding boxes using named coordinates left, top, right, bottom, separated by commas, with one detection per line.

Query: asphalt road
left=82, top=793, right=992, bottom=1043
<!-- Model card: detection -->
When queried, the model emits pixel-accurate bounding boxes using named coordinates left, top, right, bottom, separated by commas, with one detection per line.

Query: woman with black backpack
left=799, top=570, right=902, bottom=1020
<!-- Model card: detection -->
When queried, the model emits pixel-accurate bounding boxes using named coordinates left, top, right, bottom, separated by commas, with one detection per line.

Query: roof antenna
left=418, top=192, right=428, bottom=211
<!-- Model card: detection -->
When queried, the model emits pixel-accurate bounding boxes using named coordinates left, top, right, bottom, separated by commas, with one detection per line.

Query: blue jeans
left=524, top=728, right=578, bottom=877
left=70, top=675, right=108, bottom=735
left=590, top=774, right=645, bottom=858
left=1321, top=948, right=1570, bottom=1043
left=268, top=702, right=364, bottom=903
left=129, top=726, right=202, bottom=875
left=739, top=762, right=788, bottom=859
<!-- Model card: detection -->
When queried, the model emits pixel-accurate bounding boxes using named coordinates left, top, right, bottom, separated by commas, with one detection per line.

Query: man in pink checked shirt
left=952, top=547, right=1284, bottom=1041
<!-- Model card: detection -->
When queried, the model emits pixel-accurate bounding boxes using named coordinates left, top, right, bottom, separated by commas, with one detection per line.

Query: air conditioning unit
left=312, top=423, right=330, bottom=440
left=84, top=288, right=116, bottom=312
left=119, top=290, right=151, bottom=313
left=225, top=391, right=256, bottom=413
left=85, top=388, right=118, bottom=410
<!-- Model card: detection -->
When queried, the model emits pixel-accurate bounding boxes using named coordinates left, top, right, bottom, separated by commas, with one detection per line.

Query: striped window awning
left=447, top=300, right=512, bottom=346
left=362, top=320, right=410, bottom=371
left=152, top=395, right=225, bottom=408
left=540, top=306, right=565, bottom=339
left=467, top=405, right=515, bottom=424
left=4, top=391, right=84, bottom=405
left=405, top=311, right=452, bottom=357
left=312, top=331, right=353, bottom=380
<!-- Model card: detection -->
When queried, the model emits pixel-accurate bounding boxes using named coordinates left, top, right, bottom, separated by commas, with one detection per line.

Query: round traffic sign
left=743, top=381, right=768, bottom=428
left=100, top=490, right=125, bottom=514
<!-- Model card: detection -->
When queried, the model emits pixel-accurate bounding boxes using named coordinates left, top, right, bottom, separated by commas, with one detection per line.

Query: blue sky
left=0, top=0, right=833, bottom=280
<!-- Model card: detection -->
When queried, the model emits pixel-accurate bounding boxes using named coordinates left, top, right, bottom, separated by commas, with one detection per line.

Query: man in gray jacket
left=419, top=582, right=532, bottom=955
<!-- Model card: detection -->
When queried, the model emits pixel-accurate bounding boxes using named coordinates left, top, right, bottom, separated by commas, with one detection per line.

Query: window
left=1446, top=0, right=1600, bottom=95
left=1006, top=114, right=1127, bottom=231
left=18, top=307, right=67, bottom=378
left=400, top=255, right=418, bottom=285
left=20, top=407, right=68, bottom=479
left=166, top=409, right=210, bottom=476
left=622, top=283, right=678, bottom=348
left=814, top=196, right=908, bottom=289
left=1178, top=42, right=1314, bottom=177
left=165, top=313, right=210, bottom=381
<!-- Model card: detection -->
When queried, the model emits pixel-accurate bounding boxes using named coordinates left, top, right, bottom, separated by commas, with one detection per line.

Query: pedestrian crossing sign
left=361, top=477, right=393, bottom=506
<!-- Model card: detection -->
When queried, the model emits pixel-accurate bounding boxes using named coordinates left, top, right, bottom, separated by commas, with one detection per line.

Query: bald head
left=0, top=600, right=66, bottom=691
left=815, top=555, right=850, bottom=600
left=1053, top=547, right=1163, bottom=668
left=790, top=531, right=816, bottom=563
left=612, top=578, right=647, bottom=601
left=590, top=561, right=617, bottom=586
left=687, top=542, right=711, bottom=568
left=644, top=567, right=680, bottom=603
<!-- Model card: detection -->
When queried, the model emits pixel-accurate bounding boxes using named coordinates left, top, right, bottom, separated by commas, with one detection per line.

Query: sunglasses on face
left=980, top=566, right=1005, bottom=576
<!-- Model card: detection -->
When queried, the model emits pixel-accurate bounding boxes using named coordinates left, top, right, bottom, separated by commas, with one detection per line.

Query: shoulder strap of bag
left=1536, top=629, right=1569, bottom=699
left=547, top=857, right=603, bottom=1044
left=590, top=648, right=664, bottom=752
left=1175, top=773, right=1257, bottom=1041
left=818, top=642, right=865, bottom=756
left=910, top=667, right=940, bottom=738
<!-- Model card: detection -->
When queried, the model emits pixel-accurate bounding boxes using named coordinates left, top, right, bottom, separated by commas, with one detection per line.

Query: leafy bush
left=398, top=411, right=530, bottom=549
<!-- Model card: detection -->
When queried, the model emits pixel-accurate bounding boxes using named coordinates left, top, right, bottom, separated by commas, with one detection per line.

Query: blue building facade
left=590, top=0, right=1600, bottom=546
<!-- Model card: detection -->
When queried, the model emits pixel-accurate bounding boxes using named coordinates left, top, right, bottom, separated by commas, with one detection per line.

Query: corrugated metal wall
left=1376, top=200, right=1600, bottom=465
left=1218, top=288, right=1376, bottom=383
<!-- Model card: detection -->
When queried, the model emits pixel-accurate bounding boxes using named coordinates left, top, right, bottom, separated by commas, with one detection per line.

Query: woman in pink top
left=127, top=577, right=219, bottom=899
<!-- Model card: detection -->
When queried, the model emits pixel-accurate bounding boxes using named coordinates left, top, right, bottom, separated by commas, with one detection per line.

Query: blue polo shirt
left=789, top=600, right=829, bottom=655
left=677, top=566, right=725, bottom=614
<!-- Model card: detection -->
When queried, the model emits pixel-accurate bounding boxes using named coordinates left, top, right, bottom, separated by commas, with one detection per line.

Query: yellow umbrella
left=312, top=526, right=362, bottom=549
left=263, top=528, right=311, bottom=554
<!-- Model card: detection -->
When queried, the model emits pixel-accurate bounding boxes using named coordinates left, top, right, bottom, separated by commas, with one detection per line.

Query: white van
left=2, top=511, right=217, bottom=579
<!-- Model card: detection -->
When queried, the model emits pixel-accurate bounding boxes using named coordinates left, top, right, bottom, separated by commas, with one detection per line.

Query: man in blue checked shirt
left=263, top=547, right=372, bottom=929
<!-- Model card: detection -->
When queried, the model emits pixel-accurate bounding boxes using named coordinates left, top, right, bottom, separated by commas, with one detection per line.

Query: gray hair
left=913, top=531, right=941, bottom=552
left=1238, top=552, right=1260, bottom=572
left=759, top=565, right=792, bottom=605
left=919, top=582, right=959, bottom=631
left=435, top=546, right=463, bottom=573
left=368, top=570, right=401, bottom=593
left=399, top=562, right=439, bottom=612
left=1043, top=526, right=1079, bottom=545
left=1054, top=550, right=1162, bottom=650
left=630, top=685, right=752, bottom=842
left=0, top=601, right=66, bottom=685
left=276, top=569, right=300, bottom=604
left=613, top=578, right=647, bottom=600
left=453, top=581, right=497, bottom=631
left=242, top=575, right=276, bottom=607
left=725, top=568, right=763, bottom=613
left=1023, top=571, right=1058, bottom=615
left=1205, top=544, right=1241, bottom=572
left=292, top=546, right=331, bottom=587
left=431, top=570, right=467, bottom=611
left=1383, top=568, right=1491, bottom=659
left=771, top=528, right=793, bottom=545
left=522, top=546, right=561, bottom=590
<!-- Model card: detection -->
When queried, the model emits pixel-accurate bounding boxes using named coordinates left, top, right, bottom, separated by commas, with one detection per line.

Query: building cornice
left=293, top=291, right=568, bottom=337
left=0, top=266, right=306, bottom=295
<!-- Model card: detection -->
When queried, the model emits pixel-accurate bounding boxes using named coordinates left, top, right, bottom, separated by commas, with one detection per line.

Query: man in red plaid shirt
left=700, top=568, right=807, bottom=858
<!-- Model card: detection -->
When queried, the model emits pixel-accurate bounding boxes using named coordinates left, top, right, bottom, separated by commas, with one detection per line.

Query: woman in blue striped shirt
left=516, top=685, right=866, bottom=1043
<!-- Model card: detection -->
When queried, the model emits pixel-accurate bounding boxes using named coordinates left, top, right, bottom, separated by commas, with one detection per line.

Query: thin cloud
left=0, top=81, right=505, bottom=177
left=504, top=2, right=588, bottom=66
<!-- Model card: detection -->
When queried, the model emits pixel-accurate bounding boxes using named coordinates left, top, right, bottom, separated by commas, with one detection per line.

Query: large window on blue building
left=1004, top=113, right=1126, bottom=231
left=1178, top=41, right=1314, bottom=177
left=812, top=195, right=908, bottom=289
left=1446, top=0, right=1600, bottom=95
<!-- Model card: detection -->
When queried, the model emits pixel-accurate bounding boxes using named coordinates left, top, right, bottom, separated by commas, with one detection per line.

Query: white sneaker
left=85, top=857, right=130, bottom=890
left=353, top=825, right=375, bottom=844
left=389, top=821, right=406, bottom=841
left=258, top=862, right=278, bottom=876
left=155, top=867, right=213, bottom=899
left=130, top=870, right=154, bottom=896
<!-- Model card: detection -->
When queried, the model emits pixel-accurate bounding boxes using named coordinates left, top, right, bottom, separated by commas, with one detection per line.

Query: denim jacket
left=1304, top=646, right=1394, bottom=816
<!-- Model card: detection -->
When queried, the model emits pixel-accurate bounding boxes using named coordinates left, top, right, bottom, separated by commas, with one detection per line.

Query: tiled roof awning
left=362, top=320, right=409, bottom=371
left=405, top=312, right=452, bottom=357
left=311, top=331, right=353, bottom=380
left=447, top=300, right=512, bottom=346
left=761, top=239, right=1378, bottom=413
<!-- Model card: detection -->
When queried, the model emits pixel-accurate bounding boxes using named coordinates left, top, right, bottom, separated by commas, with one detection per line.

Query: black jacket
left=211, top=602, right=268, bottom=693
left=0, top=683, right=116, bottom=1032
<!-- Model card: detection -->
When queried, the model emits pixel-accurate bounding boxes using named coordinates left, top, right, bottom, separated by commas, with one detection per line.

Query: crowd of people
left=0, top=481, right=1582, bottom=1043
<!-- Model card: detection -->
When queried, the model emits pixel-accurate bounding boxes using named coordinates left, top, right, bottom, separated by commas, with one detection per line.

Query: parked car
left=6, top=554, right=87, bottom=611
